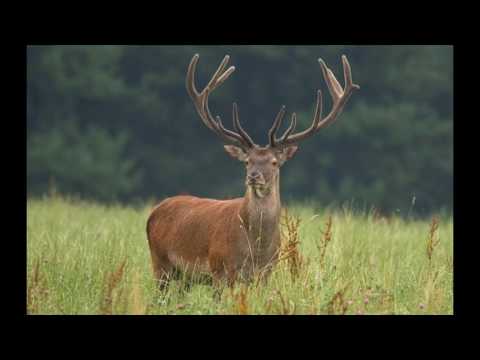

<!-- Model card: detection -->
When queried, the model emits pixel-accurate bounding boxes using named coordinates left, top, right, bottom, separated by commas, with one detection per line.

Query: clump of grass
left=279, top=208, right=303, bottom=280
left=99, top=259, right=127, bottom=315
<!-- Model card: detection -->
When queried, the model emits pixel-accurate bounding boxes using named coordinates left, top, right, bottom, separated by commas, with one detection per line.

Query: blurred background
left=27, top=45, right=453, bottom=217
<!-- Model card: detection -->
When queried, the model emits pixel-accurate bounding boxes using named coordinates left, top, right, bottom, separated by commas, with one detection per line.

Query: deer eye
left=245, top=159, right=250, bottom=166
left=272, top=159, right=278, bottom=166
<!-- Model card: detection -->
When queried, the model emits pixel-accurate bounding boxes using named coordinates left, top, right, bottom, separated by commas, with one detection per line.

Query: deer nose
left=247, top=171, right=261, bottom=181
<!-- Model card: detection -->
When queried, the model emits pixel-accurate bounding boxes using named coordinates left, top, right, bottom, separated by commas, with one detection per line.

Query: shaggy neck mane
left=239, top=174, right=281, bottom=250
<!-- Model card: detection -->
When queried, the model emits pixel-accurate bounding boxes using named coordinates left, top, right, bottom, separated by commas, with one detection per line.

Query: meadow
left=27, top=196, right=453, bottom=315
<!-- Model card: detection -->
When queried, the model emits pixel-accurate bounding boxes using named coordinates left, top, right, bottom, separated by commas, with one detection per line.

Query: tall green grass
left=27, top=196, right=453, bottom=315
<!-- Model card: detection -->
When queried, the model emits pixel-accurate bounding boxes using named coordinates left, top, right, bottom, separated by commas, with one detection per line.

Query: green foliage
left=27, top=121, right=141, bottom=201
left=289, top=100, right=453, bottom=214
left=27, top=197, right=453, bottom=315
left=27, top=45, right=453, bottom=216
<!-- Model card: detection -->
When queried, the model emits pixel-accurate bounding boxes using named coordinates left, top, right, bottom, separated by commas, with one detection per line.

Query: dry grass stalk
left=317, top=215, right=333, bottom=270
left=129, top=270, right=147, bottom=315
left=264, top=295, right=274, bottom=314
left=426, top=216, right=440, bottom=262
left=275, top=289, right=296, bottom=315
left=423, top=269, right=442, bottom=312
left=446, top=254, right=453, bottom=272
left=279, top=208, right=303, bottom=280
left=371, top=206, right=382, bottom=222
left=99, top=259, right=127, bottom=315
left=48, top=176, right=59, bottom=198
left=27, top=257, right=49, bottom=314
left=326, top=284, right=350, bottom=315
left=371, top=206, right=391, bottom=224
left=421, top=217, right=442, bottom=312
left=234, top=285, right=249, bottom=315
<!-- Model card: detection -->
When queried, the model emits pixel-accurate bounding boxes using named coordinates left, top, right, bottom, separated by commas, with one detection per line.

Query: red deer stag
left=147, top=54, right=359, bottom=290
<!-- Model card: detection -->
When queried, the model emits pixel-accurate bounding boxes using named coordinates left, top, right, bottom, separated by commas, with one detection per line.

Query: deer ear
left=224, top=145, right=248, bottom=162
left=277, top=145, right=298, bottom=165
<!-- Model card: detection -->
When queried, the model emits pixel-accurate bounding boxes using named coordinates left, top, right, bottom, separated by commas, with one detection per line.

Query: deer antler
left=270, top=55, right=360, bottom=147
left=186, top=54, right=254, bottom=148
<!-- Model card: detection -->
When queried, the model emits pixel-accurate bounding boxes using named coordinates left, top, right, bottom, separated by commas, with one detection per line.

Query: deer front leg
left=209, top=254, right=239, bottom=301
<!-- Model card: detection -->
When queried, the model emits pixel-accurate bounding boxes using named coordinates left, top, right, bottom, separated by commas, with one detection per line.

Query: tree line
left=27, top=45, right=453, bottom=217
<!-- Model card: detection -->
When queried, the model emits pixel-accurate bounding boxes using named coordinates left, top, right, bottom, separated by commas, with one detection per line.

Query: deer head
left=186, top=53, right=360, bottom=198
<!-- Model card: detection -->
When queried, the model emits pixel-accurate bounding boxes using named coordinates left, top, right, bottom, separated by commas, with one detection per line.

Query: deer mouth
left=251, top=184, right=271, bottom=198
left=246, top=180, right=266, bottom=188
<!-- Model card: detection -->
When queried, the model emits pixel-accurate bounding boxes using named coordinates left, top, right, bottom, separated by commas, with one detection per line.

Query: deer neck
left=240, top=174, right=281, bottom=249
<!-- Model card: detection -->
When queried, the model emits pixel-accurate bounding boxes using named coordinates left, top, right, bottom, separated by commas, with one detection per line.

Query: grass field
left=27, top=196, right=453, bottom=315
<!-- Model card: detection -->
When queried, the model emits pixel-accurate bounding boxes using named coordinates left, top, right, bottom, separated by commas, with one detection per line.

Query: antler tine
left=216, top=116, right=248, bottom=145
left=201, top=87, right=244, bottom=147
left=206, top=54, right=236, bottom=93
left=203, top=88, right=247, bottom=147
left=186, top=54, right=200, bottom=96
left=232, top=103, right=255, bottom=147
left=277, top=55, right=359, bottom=146
left=205, top=90, right=252, bottom=148
left=320, top=59, right=344, bottom=102
left=186, top=54, right=215, bottom=133
left=278, top=112, right=297, bottom=142
left=342, top=55, right=360, bottom=92
left=268, top=105, right=286, bottom=147
left=206, top=55, right=231, bottom=90
left=202, top=86, right=224, bottom=133
left=216, top=65, right=236, bottom=88
left=275, top=90, right=322, bottom=145
left=311, top=55, right=359, bottom=129
left=186, top=54, right=254, bottom=148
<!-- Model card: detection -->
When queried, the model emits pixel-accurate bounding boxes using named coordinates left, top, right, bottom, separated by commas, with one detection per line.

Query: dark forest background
left=27, top=45, right=453, bottom=217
